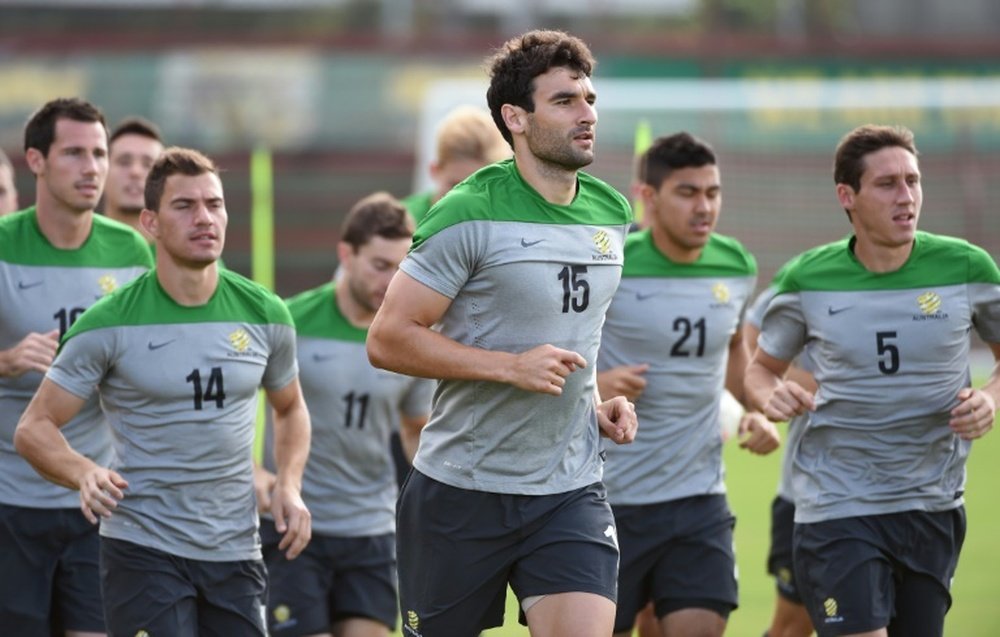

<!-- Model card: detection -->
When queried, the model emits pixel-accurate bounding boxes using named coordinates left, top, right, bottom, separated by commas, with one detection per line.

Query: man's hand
left=758, top=380, right=815, bottom=422
left=504, top=344, right=587, bottom=396
left=597, top=364, right=649, bottom=402
left=270, top=482, right=311, bottom=560
left=0, top=330, right=59, bottom=377
left=253, top=465, right=277, bottom=514
left=950, top=387, right=996, bottom=440
left=737, top=412, right=781, bottom=455
left=77, top=464, right=128, bottom=525
left=597, top=396, right=637, bottom=445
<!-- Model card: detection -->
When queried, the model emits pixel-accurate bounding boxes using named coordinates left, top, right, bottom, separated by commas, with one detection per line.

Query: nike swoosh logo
left=827, top=306, right=852, bottom=315
left=520, top=238, right=544, bottom=248
left=312, top=353, right=337, bottom=363
left=17, top=281, right=43, bottom=290
left=147, top=339, right=175, bottom=351
left=635, top=292, right=656, bottom=301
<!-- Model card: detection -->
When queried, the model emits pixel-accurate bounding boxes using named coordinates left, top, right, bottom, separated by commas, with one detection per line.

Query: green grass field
left=395, top=411, right=1000, bottom=637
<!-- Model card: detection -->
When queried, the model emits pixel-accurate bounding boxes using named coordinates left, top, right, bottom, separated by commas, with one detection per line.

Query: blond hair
left=435, top=105, right=510, bottom=165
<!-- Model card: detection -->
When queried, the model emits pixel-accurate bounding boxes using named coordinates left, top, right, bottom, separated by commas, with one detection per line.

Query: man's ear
left=139, top=208, right=158, bottom=238
left=25, top=148, right=45, bottom=176
left=835, top=183, right=855, bottom=211
left=337, top=242, right=353, bottom=269
left=501, top=104, right=527, bottom=137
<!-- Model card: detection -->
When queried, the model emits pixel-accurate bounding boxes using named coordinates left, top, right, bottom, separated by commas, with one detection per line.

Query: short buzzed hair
left=144, top=147, right=218, bottom=211
left=638, top=132, right=717, bottom=189
left=340, top=191, right=414, bottom=251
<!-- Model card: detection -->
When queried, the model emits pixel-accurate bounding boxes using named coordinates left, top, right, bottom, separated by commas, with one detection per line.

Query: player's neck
left=651, top=226, right=703, bottom=264
left=334, top=282, right=374, bottom=329
left=155, top=257, right=219, bottom=306
left=514, top=152, right=578, bottom=206
left=852, top=237, right=914, bottom=273
left=34, top=195, right=93, bottom=250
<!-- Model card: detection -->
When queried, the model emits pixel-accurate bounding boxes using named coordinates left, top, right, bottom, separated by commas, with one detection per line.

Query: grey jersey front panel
left=0, top=263, right=146, bottom=508
left=746, top=284, right=812, bottom=502
left=401, top=220, right=627, bottom=494
left=48, top=321, right=297, bottom=561
left=760, top=284, right=994, bottom=522
left=599, top=275, right=755, bottom=505
left=274, top=336, right=433, bottom=537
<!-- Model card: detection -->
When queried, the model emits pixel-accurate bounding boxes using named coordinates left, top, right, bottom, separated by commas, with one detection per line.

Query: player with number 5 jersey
left=746, top=125, right=1000, bottom=637
left=16, top=147, right=312, bottom=637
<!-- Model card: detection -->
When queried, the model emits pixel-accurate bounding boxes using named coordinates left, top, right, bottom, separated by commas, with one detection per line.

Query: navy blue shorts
left=0, top=503, right=104, bottom=635
left=100, top=536, right=268, bottom=636
left=793, top=508, right=965, bottom=637
left=767, top=495, right=803, bottom=604
left=613, top=494, right=737, bottom=633
left=262, top=519, right=397, bottom=634
left=397, top=470, right=619, bottom=637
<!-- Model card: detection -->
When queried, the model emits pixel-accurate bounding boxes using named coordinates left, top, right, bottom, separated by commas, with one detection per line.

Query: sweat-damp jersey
left=598, top=230, right=757, bottom=505
left=0, top=207, right=151, bottom=508
left=270, top=282, right=433, bottom=537
left=400, top=158, right=632, bottom=495
left=47, top=269, right=298, bottom=561
left=758, top=232, right=1000, bottom=523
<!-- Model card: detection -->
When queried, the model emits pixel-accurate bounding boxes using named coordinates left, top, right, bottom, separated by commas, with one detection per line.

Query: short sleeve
left=261, top=324, right=299, bottom=391
left=757, top=292, right=808, bottom=362
left=47, top=329, right=114, bottom=400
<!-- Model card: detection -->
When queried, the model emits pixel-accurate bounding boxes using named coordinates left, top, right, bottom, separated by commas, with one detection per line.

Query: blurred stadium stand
left=1, top=0, right=998, bottom=295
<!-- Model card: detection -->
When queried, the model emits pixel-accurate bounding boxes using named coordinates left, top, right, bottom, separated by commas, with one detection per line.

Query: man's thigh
left=612, top=495, right=737, bottom=633
left=0, top=504, right=104, bottom=635
left=100, top=537, right=199, bottom=636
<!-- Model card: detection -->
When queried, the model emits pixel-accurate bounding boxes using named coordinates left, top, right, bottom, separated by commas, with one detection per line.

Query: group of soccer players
left=1, top=26, right=998, bottom=637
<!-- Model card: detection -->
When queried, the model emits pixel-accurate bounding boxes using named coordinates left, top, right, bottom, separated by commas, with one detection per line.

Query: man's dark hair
left=341, top=191, right=414, bottom=250
left=110, top=116, right=163, bottom=146
left=144, top=147, right=218, bottom=211
left=24, top=97, right=107, bottom=157
left=638, top=132, right=717, bottom=189
left=834, top=124, right=918, bottom=193
left=486, top=30, right=596, bottom=146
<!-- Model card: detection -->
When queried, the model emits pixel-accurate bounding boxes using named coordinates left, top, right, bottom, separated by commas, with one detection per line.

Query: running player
left=103, top=116, right=164, bottom=241
left=367, top=29, right=637, bottom=637
left=746, top=124, right=1000, bottom=637
left=15, top=146, right=311, bottom=637
left=597, top=132, right=780, bottom=637
left=261, top=192, right=432, bottom=637
left=744, top=261, right=816, bottom=637
left=0, top=97, right=151, bottom=636
left=401, top=104, right=510, bottom=225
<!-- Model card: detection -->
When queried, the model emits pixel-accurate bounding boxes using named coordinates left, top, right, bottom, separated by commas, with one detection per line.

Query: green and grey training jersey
left=598, top=230, right=757, bottom=505
left=268, top=282, right=433, bottom=537
left=758, top=232, right=1000, bottom=523
left=0, top=207, right=151, bottom=509
left=47, top=269, right=298, bottom=561
left=401, top=159, right=632, bottom=495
